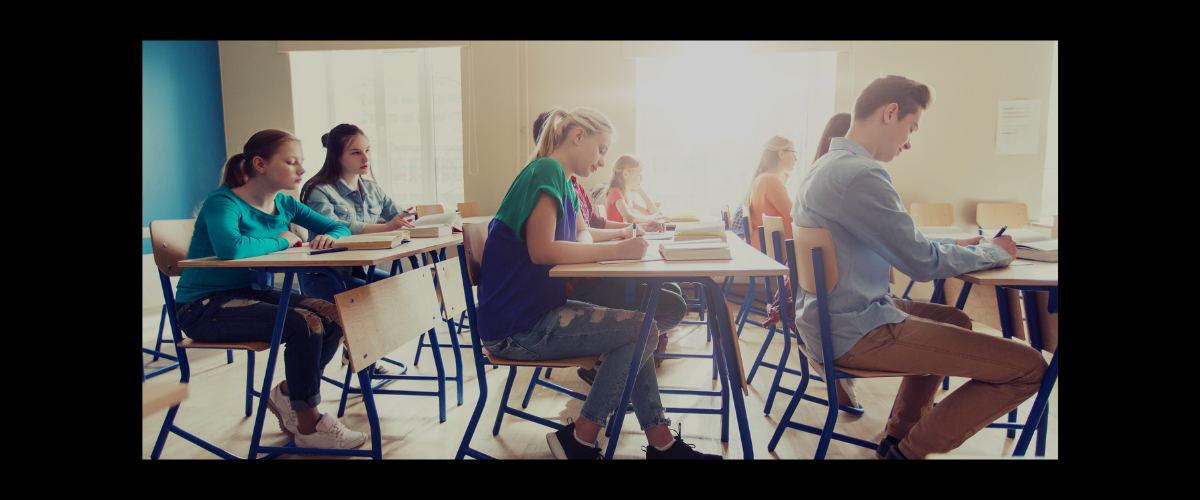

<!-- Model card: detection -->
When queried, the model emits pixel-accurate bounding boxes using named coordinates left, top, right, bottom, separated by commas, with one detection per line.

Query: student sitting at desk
left=479, top=106, right=718, bottom=459
left=298, top=124, right=417, bottom=374
left=791, top=75, right=1046, bottom=460
left=529, top=111, right=685, bottom=382
left=745, top=135, right=798, bottom=251
left=173, top=129, right=368, bottom=450
left=604, top=154, right=667, bottom=225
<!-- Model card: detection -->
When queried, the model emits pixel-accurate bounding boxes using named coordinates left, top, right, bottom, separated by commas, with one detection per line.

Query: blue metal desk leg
left=994, top=288, right=1019, bottom=438
left=358, top=365, right=385, bottom=460
left=603, top=280, right=661, bottom=460
left=700, top=277, right=753, bottom=459
left=248, top=272, right=297, bottom=460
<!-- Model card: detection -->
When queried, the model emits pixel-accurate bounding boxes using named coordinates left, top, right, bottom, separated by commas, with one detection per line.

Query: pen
left=311, top=247, right=348, bottom=255
left=993, top=225, right=1008, bottom=238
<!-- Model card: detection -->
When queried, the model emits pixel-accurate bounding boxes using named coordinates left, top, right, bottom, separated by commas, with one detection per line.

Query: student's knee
left=946, top=307, right=973, bottom=330
left=1014, top=348, right=1048, bottom=395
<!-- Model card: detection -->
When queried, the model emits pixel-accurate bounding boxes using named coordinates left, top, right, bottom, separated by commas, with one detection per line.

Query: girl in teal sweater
left=174, top=129, right=367, bottom=450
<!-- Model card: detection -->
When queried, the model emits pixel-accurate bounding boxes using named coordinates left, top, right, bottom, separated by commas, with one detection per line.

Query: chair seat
left=797, top=344, right=920, bottom=379
left=178, top=339, right=271, bottom=352
left=483, top=352, right=600, bottom=370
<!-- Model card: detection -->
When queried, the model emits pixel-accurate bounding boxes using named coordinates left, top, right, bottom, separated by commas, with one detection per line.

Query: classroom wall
left=143, top=40, right=227, bottom=309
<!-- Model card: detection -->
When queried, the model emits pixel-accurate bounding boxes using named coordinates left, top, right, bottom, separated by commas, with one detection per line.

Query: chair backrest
left=457, top=202, right=481, bottom=218
left=976, top=202, right=1029, bottom=230
left=150, top=219, right=197, bottom=277
left=791, top=225, right=839, bottom=295
left=761, top=215, right=786, bottom=262
left=335, top=265, right=444, bottom=374
left=460, top=221, right=489, bottom=287
left=432, top=257, right=468, bottom=321
left=909, top=203, right=954, bottom=227
left=289, top=223, right=309, bottom=243
left=721, top=204, right=731, bottom=230
left=417, top=204, right=446, bottom=218
left=741, top=215, right=752, bottom=245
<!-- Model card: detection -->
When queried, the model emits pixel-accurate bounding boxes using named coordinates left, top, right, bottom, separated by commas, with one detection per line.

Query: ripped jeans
left=175, top=286, right=344, bottom=412
left=482, top=300, right=672, bottom=431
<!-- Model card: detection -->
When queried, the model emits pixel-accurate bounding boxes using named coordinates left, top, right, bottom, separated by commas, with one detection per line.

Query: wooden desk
left=954, top=260, right=1058, bottom=457
left=550, top=231, right=787, bottom=459
left=142, top=382, right=188, bottom=419
left=176, top=235, right=462, bottom=459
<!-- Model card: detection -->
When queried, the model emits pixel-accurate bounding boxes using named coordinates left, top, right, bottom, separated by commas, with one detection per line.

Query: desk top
left=957, top=260, right=1058, bottom=287
left=549, top=231, right=786, bottom=278
left=178, top=234, right=462, bottom=269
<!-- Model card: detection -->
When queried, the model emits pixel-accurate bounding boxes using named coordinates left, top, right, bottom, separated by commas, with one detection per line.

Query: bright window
left=289, top=47, right=463, bottom=208
left=635, top=49, right=837, bottom=215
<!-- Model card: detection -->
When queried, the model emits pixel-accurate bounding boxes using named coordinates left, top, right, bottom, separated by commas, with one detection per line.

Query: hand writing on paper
left=310, top=234, right=336, bottom=250
left=613, top=236, right=649, bottom=261
left=278, top=231, right=303, bottom=248
left=984, top=235, right=1017, bottom=262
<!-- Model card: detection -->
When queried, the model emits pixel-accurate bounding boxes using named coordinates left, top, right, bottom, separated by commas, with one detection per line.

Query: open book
left=673, top=221, right=726, bottom=242
left=658, top=240, right=731, bottom=261
left=331, top=230, right=410, bottom=250
left=980, top=227, right=1058, bottom=262
left=413, top=212, right=462, bottom=232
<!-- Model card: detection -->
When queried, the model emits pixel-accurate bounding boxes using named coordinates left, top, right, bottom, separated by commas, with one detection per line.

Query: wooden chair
left=457, top=202, right=481, bottom=218
left=332, top=260, right=458, bottom=458
left=416, top=204, right=445, bottom=218
left=448, top=222, right=601, bottom=460
left=767, top=228, right=921, bottom=459
left=148, top=219, right=272, bottom=460
left=747, top=217, right=865, bottom=417
left=731, top=215, right=774, bottom=338
left=976, top=202, right=1029, bottom=231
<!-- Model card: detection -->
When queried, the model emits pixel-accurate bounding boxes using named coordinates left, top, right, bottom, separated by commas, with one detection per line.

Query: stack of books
left=658, top=240, right=731, bottom=261
left=673, top=221, right=726, bottom=242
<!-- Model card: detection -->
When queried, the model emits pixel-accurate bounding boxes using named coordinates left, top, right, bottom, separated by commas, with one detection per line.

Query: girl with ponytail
left=603, top=154, right=666, bottom=224
left=174, top=129, right=369, bottom=450
left=480, top=106, right=718, bottom=460
left=297, top=125, right=414, bottom=326
left=744, top=135, right=798, bottom=250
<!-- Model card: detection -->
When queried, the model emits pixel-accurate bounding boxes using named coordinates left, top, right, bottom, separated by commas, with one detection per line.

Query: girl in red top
left=604, top=154, right=667, bottom=224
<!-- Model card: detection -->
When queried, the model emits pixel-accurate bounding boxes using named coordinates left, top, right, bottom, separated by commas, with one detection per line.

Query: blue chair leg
left=763, top=323, right=792, bottom=414
left=153, top=305, right=168, bottom=362
left=245, top=350, right=255, bottom=416
left=746, top=325, right=777, bottom=384
left=521, top=367, right=543, bottom=408
left=414, top=332, right=426, bottom=366
left=768, top=354, right=812, bottom=451
left=226, top=350, right=233, bottom=364
left=493, top=367, right=520, bottom=435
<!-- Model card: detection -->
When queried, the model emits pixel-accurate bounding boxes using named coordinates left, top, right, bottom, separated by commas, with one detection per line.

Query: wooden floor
left=141, top=294, right=1058, bottom=460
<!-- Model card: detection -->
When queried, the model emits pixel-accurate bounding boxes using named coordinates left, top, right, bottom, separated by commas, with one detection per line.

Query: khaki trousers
left=834, top=299, right=1047, bottom=459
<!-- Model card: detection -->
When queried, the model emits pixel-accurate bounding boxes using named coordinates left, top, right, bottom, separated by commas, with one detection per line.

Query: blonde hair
left=529, top=106, right=617, bottom=164
left=743, top=135, right=794, bottom=210
left=607, top=154, right=642, bottom=199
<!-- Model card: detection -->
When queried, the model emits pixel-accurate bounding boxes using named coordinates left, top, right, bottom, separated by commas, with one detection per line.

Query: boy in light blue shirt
left=791, top=75, right=1046, bottom=460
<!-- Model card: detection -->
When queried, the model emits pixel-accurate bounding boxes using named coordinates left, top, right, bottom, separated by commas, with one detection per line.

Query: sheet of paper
left=995, top=100, right=1041, bottom=155
left=598, top=255, right=665, bottom=265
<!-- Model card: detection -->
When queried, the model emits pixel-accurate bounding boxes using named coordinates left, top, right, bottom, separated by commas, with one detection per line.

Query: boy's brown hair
left=853, top=75, right=934, bottom=122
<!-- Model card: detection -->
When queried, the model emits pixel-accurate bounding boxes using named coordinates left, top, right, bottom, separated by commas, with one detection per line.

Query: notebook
left=980, top=227, right=1058, bottom=262
left=658, top=240, right=731, bottom=261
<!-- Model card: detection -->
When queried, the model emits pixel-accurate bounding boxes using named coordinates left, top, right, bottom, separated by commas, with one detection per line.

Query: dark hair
left=813, top=112, right=851, bottom=164
left=299, top=124, right=372, bottom=204
left=532, top=110, right=552, bottom=144
left=221, top=129, right=299, bottom=188
left=852, top=75, right=934, bottom=122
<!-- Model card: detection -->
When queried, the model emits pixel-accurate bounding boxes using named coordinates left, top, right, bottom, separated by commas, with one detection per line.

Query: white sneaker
left=266, top=382, right=298, bottom=435
left=294, top=412, right=368, bottom=450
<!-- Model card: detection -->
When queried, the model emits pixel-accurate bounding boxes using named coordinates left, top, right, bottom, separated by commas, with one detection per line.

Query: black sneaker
left=645, top=426, right=722, bottom=460
left=547, top=422, right=602, bottom=460
left=875, top=435, right=901, bottom=459
left=577, top=360, right=602, bottom=386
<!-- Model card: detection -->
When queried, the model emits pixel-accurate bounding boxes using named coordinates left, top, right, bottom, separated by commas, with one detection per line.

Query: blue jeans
left=299, top=266, right=393, bottom=303
left=568, top=280, right=687, bottom=333
left=482, top=300, right=672, bottom=431
left=175, top=287, right=343, bottom=411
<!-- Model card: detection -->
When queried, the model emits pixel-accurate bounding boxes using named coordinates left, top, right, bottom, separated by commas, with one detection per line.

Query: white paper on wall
left=995, top=100, right=1041, bottom=155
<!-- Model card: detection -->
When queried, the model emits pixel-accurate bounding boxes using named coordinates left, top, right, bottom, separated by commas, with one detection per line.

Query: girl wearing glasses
left=744, top=135, right=798, bottom=250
